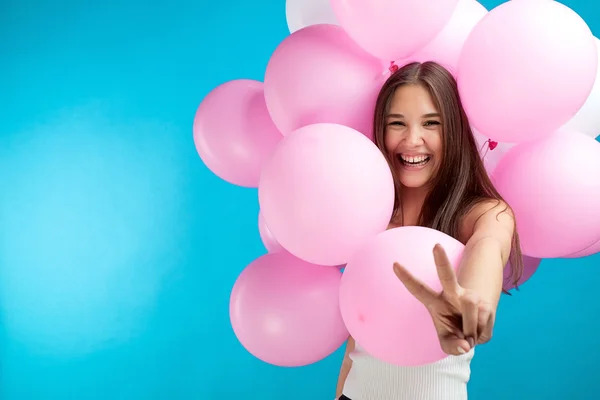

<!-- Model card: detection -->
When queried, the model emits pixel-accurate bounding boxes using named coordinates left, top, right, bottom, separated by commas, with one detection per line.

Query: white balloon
left=285, top=0, right=339, bottom=33
left=561, top=37, right=600, bottom=139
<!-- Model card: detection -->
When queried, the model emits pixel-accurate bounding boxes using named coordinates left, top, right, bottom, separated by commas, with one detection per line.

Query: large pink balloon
left=259, top=123, right=395, bottom=266
left=397, top=0, right=487, bottom=76
left=503, top=255, right=541, bottom=292
left=458, top=1, right=597, bottom=143
left=563, top=239, right=600, bottom=259
left=229, top=252, right=348, bottom=367
left=193, top=79, right=283, bottom=187
left=330, top=0, right=459, bottom=61
left=492, top=130, right=600, bottom=258
left=340, top=226, right=465, bottom=366
left=258, top=210, right=283, bottom=253
left=264, top=24, right=384, bottom=138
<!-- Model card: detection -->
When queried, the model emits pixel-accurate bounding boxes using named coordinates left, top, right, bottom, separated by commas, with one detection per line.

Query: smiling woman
left=370, top=62, right=518, bottom=242
left=335, top=61, right=524, bottom=400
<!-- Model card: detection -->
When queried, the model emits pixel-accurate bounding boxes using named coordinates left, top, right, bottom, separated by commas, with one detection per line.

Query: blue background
left=1, top=0, right=598, bottom=398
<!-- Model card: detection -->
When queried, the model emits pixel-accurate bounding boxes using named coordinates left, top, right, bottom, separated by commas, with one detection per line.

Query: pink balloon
left=330, top=0, right=459, bottom=61
left=258, top=123, right=395, bottom=266
left=563, top=239, right=600, bottom=259
left=503, top=255, right=541, bottom=291
left=397, top=0, right=487, bottom=76
left=258, top=210, right=283, bottom=253
left=492, top=130, right=600, bottom=258
left=340, top=226, right=464, bottom=366
left=457, top=1, right=597, bottom=143
left=229, top=252, right=348, bottom=367
left=193, top=79, right=283, bottom=187
left=264, top=24, right=384, bottom=138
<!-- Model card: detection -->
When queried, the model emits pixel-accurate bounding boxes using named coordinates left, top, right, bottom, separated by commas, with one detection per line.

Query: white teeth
left=400, top=155, right=428, bottom=163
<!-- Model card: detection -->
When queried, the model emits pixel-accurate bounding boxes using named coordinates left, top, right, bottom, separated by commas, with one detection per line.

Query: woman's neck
left=394, top=186, right=430, bottom=227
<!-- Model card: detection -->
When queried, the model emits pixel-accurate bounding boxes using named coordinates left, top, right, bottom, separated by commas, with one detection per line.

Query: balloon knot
left=488, top=140, right=498, bottom=150
left=389, top=61, right=399, bottom=73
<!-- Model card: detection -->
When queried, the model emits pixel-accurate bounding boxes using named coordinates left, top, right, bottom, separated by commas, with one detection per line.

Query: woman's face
left=384, top=84, right=443, bottom=189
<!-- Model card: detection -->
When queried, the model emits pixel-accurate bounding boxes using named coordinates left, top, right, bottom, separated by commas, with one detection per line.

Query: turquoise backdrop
left=1, top=0, right=598, bottom=398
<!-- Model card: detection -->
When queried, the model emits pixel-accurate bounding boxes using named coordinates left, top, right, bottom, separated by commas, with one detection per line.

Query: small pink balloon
left=193, top=79, right=283, bottom=187
left=340, top=226, right=465, bottom=366
left=229, top=252, right=348, bottom=367
left=258, top=123, right=395, bottom=266
left=457, top=0, right=597, bottom=143
left=492, top=130, right=600, bottom=258
left=264, top=24, right=385, bottom=138
left=563, top=239, right=600, bottom=259
left=330, top=0, right=459, bottom=61
left=258, top=210, right=283, bottom=253
left=503, top=255, right=541, bottom=291
left=397, top=0, right=487, bottom=76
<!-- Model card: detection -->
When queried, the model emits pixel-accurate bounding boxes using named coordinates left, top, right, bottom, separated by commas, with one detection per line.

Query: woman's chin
left=398, top=174, right=432, bottom=189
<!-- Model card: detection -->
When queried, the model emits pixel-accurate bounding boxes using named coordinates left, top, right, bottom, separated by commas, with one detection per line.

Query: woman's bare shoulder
left=458, top=198, right=512, bottom=243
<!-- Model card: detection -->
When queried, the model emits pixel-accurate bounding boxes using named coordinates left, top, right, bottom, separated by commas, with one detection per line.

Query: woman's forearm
left=457, top=236, right=506, bottom=310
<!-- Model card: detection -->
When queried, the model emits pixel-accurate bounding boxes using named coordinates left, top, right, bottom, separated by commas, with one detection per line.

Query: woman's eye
left=388, top=121, right=405, bottom=126
left=424, top=120, right=441, bottom=127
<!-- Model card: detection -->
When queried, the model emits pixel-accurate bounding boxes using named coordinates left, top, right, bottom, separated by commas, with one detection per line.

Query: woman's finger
left=477, top=303, right=495, bottom=344
left=439, top=333, right=471, bottom=356
left=460, top=292, right=480, bottom=343
left=432, top=244, right=461, bottom=296
left=393, top=262, right=438, bottom=307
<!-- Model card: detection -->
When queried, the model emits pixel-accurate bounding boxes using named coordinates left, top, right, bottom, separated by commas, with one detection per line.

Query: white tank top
left=342, top=342, right=475, bottom=400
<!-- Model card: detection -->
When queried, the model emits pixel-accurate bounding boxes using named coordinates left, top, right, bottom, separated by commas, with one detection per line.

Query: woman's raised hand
left=393, top=244, right=495, bottom=355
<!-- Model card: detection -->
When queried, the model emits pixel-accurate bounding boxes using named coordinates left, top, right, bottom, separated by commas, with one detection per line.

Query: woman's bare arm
left=335, top=336, right=355, bottom=398
left=458, top=200, right=515, bottom=311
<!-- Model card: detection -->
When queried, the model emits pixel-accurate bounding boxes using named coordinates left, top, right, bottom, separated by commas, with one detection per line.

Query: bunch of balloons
left=194, top=0, right=600, bottom=367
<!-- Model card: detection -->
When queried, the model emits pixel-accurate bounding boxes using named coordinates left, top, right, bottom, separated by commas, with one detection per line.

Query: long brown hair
left=373, top=61, right=523, bottom=290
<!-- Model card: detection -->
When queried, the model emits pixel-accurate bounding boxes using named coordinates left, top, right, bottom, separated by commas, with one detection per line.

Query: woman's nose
left=404, top=127, right=425, bottom=146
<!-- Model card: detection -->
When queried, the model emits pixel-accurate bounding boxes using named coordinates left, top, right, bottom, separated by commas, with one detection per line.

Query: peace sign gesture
left=393, top=244, right=495, bottom=356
